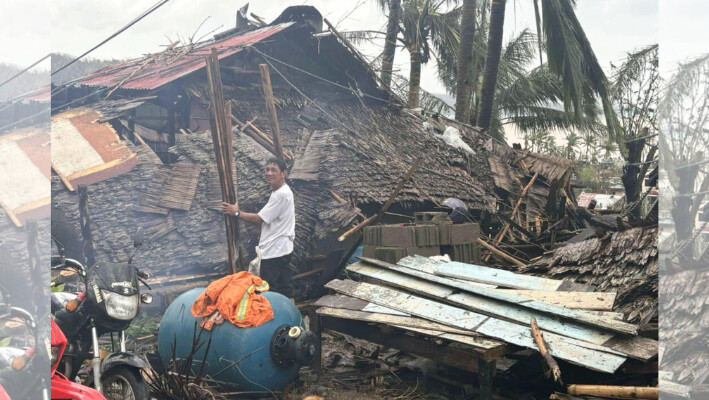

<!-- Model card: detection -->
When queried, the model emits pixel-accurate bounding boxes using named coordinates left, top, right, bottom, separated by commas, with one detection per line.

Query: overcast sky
left=0, top=1, right=705, bottom=97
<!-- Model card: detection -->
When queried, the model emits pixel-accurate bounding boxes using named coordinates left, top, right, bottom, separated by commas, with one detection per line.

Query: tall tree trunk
left=380, top=0, right=401, bottom=92
left=408, top=51, right=422, bottom=108
left=621, top=138, right=644, bottom=222
left=475, top=0, right=506, bottom=131
left=455, top=0, right=476, bottom=122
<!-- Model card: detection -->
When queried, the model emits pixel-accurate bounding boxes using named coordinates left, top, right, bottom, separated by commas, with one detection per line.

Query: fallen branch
left=531, top=316, right=562, bottom=384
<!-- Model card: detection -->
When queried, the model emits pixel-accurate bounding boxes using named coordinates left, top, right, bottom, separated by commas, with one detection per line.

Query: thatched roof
left=521, top=227, right=658, bottom=324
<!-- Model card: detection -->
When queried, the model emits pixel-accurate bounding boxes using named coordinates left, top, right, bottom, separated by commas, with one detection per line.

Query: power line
left=52, top=0, right=171, bottom=76
left=0, top=55, right=50, bottom=90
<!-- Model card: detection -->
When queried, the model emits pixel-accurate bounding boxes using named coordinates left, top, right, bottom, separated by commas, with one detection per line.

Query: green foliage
left=578, top=165, right=599, bottom=188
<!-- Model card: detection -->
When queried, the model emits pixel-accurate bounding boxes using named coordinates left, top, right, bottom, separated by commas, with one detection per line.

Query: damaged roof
left=51, top=107, right=138, bottom=190
left=71, top=23, right=293, bottom=91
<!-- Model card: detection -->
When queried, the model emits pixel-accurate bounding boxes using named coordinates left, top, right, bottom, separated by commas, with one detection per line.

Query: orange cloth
left=191, top=271, right=274, bottom=329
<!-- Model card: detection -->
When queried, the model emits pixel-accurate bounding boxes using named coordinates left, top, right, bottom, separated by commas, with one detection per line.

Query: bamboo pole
left=338, top=157, right=423, bottom=242
left=258, top=64, right=284, bottom=161
left=531, top=316, right=562, bottom=384
left=567, top=385, right=658, bottom=399
left=477, top=238, right=525, bottom=267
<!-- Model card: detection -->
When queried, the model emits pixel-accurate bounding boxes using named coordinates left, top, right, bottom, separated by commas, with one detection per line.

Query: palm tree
left=609, top=45, right=658, bottom=221
left=476, top=0, right=613, bottom=137
left=475, top=0, right=506, bottom=130
left=565, top=131, right=579, bottom=159
left=454, top=0, right=477, bottom=122
left=380, top=0, right=402, bottom=90
left=398, top=0, right=462, bottom=108
left=437, top=29, right=605, bottom=141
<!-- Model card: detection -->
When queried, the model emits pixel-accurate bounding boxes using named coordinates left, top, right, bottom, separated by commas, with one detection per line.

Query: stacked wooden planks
left=319, top=255, right=659, bottom=374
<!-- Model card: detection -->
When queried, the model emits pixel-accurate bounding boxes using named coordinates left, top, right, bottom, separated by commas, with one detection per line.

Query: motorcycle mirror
left=133, top=227, right=145, bottom=248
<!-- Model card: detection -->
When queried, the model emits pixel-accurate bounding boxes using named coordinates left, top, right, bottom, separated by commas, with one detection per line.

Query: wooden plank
left=356, top=259, right=638, bottom=336
left=351, top=262, right=655, bottom=361
left=325, top=279, right=626, bottom=373
left=498, top=290, right=616, bottom=311
left=351, top=265, right=616, bottom=346
left=316, top=307, right=507, bottom=356
left=400, top=255, right=594, bottom=291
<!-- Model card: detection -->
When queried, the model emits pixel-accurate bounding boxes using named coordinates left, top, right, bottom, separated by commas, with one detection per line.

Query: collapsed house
left=50, top=6, right=584, bottom=301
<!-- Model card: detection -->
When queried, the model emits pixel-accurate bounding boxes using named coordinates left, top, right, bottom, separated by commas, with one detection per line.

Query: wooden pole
left=77, top=185, right=96, bottom=267
left=567, top=385, right=658, bottom=399
left=258, top=64, right=284, bottom=161
left=338, top=157, right=423, bottom=242
left=531, top=316, right=562, bottom=384
left=206, top=48, right=244, bottom=273
left=477, top=238, right=525, bottom=267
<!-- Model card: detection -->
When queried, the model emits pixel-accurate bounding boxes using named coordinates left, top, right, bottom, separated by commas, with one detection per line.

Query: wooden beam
left=316, top=307, right=508, bottom=358
left=258, top=64, right=284, bottom=161
left=321, top=316, right=484, bottom=373
left=478, top=238, right=526, bottom=267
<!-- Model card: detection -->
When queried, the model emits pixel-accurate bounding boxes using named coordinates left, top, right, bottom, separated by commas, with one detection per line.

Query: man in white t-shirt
left=222, top=158, right=295, bottom=300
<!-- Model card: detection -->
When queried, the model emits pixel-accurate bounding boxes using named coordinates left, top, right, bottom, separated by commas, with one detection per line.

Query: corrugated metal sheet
left=0, top=125, right=51, bottom=226
left=51, top=108, right=138, bottom=191
left=75, top=23, right=292, bottom=90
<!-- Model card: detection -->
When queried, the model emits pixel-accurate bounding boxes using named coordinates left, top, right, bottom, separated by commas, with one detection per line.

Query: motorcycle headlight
left=50, top=346, right=59, bottom=367
left=100, top=289, right=140, bottom=320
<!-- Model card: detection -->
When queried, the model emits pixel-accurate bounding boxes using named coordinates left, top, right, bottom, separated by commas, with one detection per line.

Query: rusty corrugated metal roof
left=51, top=108, right=138, bottom=191
left=74, top=23, right=292, bottom=91
left=0, top=125, right=51, bottom=226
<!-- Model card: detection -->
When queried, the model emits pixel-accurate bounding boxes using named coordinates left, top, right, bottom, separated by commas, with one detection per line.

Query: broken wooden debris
left=531, top=316, right=562, bottom=384
left=354, top=257, right=638, bottom=336
left=325, top=279, right=627, bottom=373
left=348, top=258, right=637, bottom=340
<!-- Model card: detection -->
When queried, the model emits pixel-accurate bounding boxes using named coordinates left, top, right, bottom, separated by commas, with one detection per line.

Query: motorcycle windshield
left=87, top=262, right=138, bottom=296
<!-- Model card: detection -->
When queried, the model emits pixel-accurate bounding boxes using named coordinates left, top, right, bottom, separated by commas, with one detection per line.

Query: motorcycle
left=0, top=285, right=50, bottom=399
left=51, top=316, right=105, bottom=399
left=51, top=229, right=153, bottom=400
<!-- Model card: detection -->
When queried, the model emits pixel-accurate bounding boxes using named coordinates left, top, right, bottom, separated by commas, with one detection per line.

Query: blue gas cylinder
left=157, top=288, right=304, bottom=392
